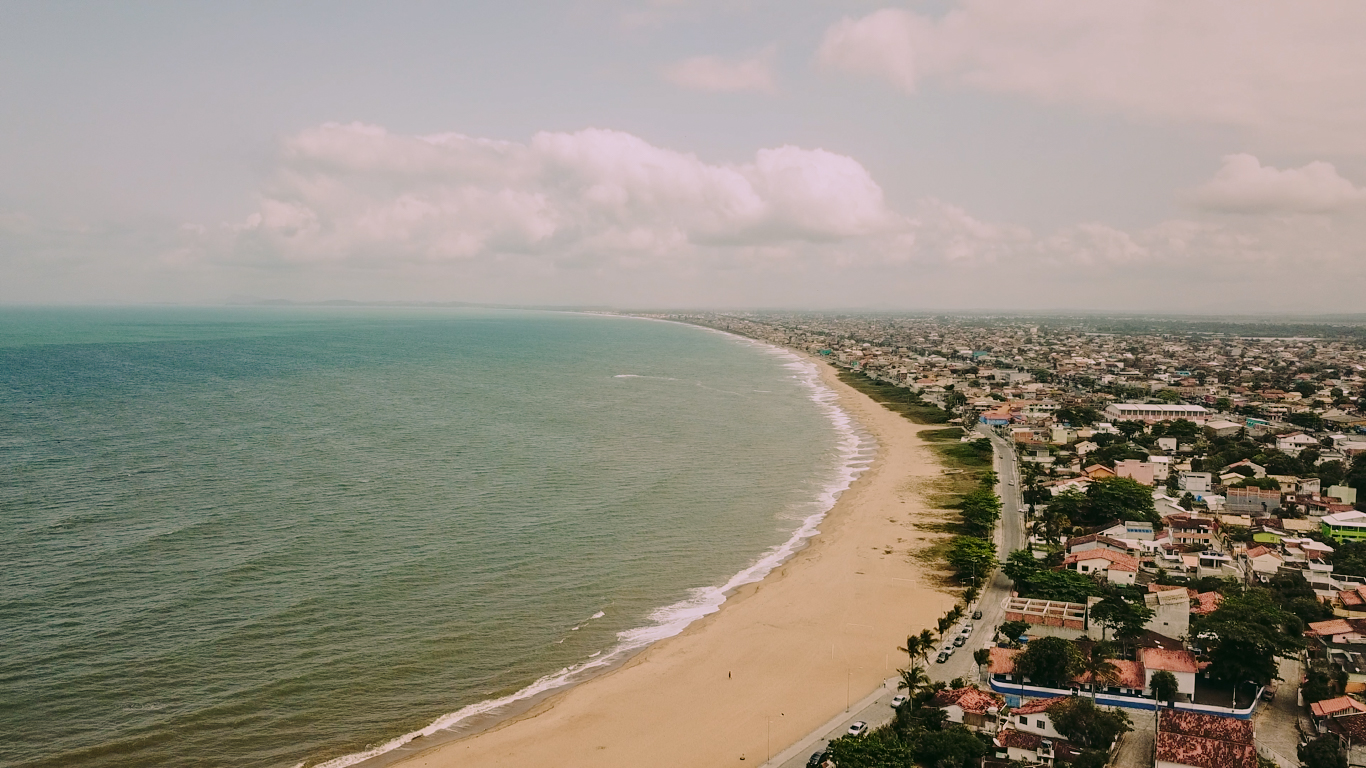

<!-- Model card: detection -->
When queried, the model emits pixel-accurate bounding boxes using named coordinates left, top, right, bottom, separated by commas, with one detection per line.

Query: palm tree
left=899, top=629, right=936, bottom=665
left=898, top=665, right=931, bottom=699
left=1080, top=641, right=1120, bottom=701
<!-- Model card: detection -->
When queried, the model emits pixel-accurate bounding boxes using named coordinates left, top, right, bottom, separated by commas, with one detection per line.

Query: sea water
left=0, top=307, right=869, bottom=768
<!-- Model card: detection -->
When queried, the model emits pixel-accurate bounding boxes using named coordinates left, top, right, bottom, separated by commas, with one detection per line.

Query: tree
left=900, top=629, right=938, bottom=665
left=898, top=665, right=932, bottom=698
left=1022, top=569, right=1104, bottom=604
left=1166, top=419, right=1200, bottom=439
left=973, top=648, right=991, bottom=670
left=1303, top=664, right=1338, bottom=704
left=1013, top=636, right=1083, bottom=688
left=1300, top=735, right=1347, bottom=768
left=999, top=620, right=1030, bottom=646
left=826, top=728, right=915, bottom=768
left=1116, top=420, right=1146, bottom=439
left=1089, top=596, right=1155, bottom=647
left=1072, top=750, right=1109, bottom=768
left=1149, top=670, right=1179, bottom=704
left=915, top=727, right=986, bottom=768
left=1083, top=477, right=1159, bottom=526
left=959, top=487, right=1002, bottom=539
left=1003, top=549, right=1043, bottom=588
left=1049, top=696, right=1132, bottom=749
left=1194, top=589, right=1303, bottom=686
left=947, top=536, right=997, bottom=586
left=1080, top=641, right=1121, bottom=700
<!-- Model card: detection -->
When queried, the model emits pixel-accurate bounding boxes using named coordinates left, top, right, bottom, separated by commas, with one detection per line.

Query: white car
left=891, top=694, right=908, bottom=708
left=848, top=721, right=868, bottom=736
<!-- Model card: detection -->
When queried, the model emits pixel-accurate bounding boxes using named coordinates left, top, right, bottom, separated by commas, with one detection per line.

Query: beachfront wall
left=988, top=676, right=1260, bottom=720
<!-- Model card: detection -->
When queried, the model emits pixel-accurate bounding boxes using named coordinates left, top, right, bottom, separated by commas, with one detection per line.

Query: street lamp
left=766, top=713, right=784, bottom=761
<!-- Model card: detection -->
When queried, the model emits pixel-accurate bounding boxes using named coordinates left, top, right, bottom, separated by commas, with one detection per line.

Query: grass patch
left=920, top=427, right=967, bottom=442
left=931, top=442, right=993, bottom=472
left=835, top=369, right=953, bottom=424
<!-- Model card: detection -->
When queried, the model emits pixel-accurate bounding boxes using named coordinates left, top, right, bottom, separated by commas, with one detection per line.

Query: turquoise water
left=0, top=307, right=863, bottom=768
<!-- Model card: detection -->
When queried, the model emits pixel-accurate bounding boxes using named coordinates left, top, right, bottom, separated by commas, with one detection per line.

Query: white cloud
left=816, top=2, right=1366, bottom=153
left=10, top=123, right=1365, bottom=310
left=1185, top=154, right=1366, bottom=214
left=663, top=46, right=777, bottom=93
left=816, top=10, right=920, bottom=93
left=239, top=122, right=899, bottom=264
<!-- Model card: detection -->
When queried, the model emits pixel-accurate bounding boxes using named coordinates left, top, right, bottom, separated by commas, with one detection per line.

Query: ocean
left=0, top=307, right=869, bottom=768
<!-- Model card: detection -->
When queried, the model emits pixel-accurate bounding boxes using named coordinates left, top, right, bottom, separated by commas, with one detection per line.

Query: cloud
left=663, top=46, right=777, bottom=93
left=7, top=124, right=1366, bottom=311
left=816, top=2, right=1366, bottom=152
left=816, top=10, right=920, bottom=93
left=1185, top=154, right=1366, bottom=214
left=238, top=122, right=899, bottom=265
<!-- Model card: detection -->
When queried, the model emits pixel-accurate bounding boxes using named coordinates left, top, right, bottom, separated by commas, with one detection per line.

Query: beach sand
left=392, top=359, right=957, bottom=767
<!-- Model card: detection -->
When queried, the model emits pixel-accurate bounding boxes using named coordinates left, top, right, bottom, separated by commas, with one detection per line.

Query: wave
left=313, top=331, right=872, bottom=768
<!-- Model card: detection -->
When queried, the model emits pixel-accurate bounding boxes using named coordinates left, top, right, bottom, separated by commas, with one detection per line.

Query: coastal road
left=762, top=426, right=1026, bottom=768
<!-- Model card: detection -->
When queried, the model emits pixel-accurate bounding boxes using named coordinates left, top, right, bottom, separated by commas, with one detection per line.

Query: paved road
left=763, top=425, right=1026, bottom=768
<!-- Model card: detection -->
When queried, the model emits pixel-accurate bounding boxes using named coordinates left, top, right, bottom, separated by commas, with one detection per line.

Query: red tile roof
left=1243, top=545, right=1272, bottom=559
left=996, top=730, right=1083, bottom=761
left=929, top=686, right=1005, bottom=715
left=1142, top=648, right=1201, bottom=674
left=1309, top=619, right=1356, bottom=637
left=1078, top=659, right=1146, bottom=690
left=1011, top=696, right=1062, bottom=715
left=990, top=647, right=1019, bottom=675
left=1311, top=696, right=1366, bottom=718
left=1062, top=550, right=1139, bottom=572
left=1156, top=711, right=1255, bottom=768
left=1191, top=592, right=1223, bottom=615
left=1327, top=712, right=1366, bottom=745
left=1159, top=710, right=1254, bottom=743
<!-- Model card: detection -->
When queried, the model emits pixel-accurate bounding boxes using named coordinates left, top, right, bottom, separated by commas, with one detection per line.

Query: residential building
left=1104, top=404, right=1209, bottom=423
left=928, top=687, right=1005, bottom=733
left=1323, top=511, right=1366, bottom=543
left=1155, top=710, right=1256, bottom=768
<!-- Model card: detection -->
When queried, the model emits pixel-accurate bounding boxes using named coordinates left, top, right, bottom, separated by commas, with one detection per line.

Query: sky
left=2, top=0, right=1365, bottom=312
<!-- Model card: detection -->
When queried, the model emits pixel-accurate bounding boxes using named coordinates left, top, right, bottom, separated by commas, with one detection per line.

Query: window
left=1037, top=719, right=1045, bottom=728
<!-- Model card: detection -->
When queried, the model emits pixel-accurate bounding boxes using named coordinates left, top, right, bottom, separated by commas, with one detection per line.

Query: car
left=891, top=694, right=908, bottom=708
left=940, top=645, right=956, bottom=656
left=962, top=623, right=974, bottom=634
left=848, top=721, right=868, bottom=737
left=936, top=651, right=950, bottom=664
left=807, top=752, right=826, bottom=767
left=972, top=610, right=983, bottom=620
left=953, top=635, right=966, bottom=647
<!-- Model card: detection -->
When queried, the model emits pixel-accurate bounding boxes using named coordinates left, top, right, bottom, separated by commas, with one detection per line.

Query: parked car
left=972, top=609, right=983, bottom=620
left=953, top=635, right=966, bottom=647
left=936, top=651, right=950, bottom=664
left=941, top=645, right=956, bottom=656
left=962, top=623, right=974, bottom=634
left=807, top=752, right=826, bottom=767
left=848, top=721, right=868, bottom=736
left=891, top=694, right=908, bottom=708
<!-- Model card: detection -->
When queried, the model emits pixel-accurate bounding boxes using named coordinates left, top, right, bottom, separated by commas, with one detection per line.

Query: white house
left=1277, top=432, right=1321, bottom=455
left=1141, top=648, right=1199, bottom=700
left=1007, top=697, right=1066, bottom=740
left=1061, top=550, right=1138, bottom=585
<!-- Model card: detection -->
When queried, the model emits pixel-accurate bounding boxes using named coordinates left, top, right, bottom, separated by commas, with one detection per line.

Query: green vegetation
left=1300, top=735, right=1348, bottom=768
left=1193, top=589, right=1303, bottom=686
left=1012, top=636, right=1082, bottom=688
left=836, top=369, right=953, bottom=424
left=1149, top=670, right=1179, bottom=703
left=1048, top=697, right=1132, bottom=749
left=1045, top=477, right=1159, bottom=530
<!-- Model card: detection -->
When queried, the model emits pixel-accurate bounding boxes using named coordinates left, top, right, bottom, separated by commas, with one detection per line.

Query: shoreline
left=319, top=341, right=873, bottom=768
left=374, top=352, right=958, bottom=768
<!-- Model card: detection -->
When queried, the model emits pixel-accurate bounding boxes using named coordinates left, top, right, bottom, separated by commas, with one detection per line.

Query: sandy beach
left=391, top=358, right=957, bottom=768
